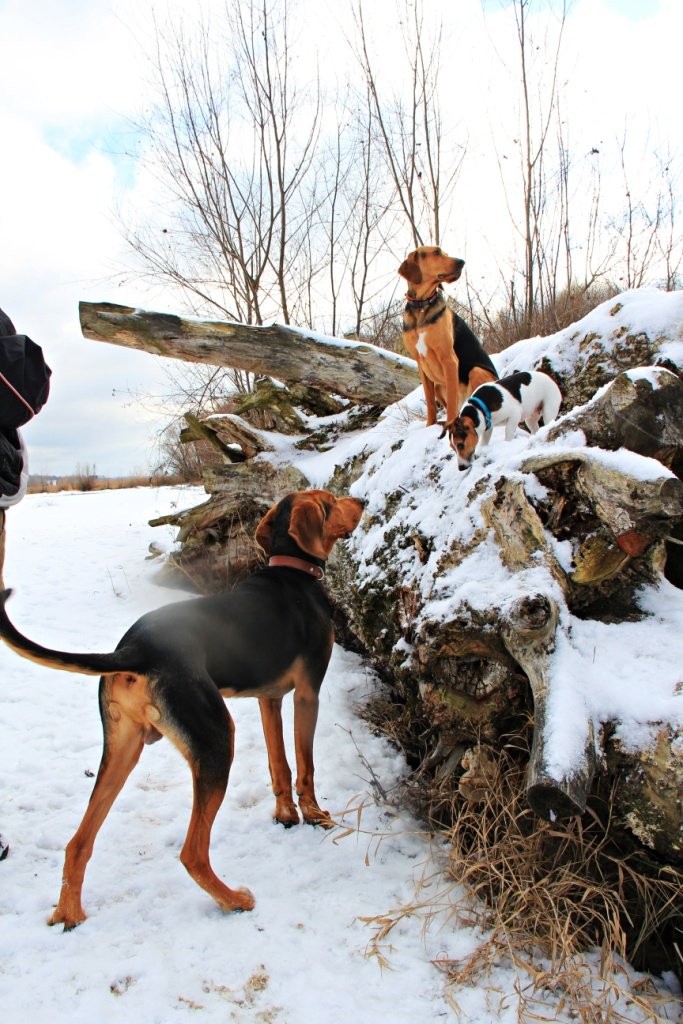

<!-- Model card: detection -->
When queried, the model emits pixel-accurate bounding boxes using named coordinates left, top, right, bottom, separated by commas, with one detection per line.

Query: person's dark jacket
left=0, top=309, right=29, bottom=505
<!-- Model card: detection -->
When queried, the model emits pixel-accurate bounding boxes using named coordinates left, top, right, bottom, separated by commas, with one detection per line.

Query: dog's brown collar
left=268, top=555, right=325, bottom=580
left=405, top=288, right=442, bottom=310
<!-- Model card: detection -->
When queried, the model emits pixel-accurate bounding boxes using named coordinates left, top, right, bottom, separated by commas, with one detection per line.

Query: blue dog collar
left=468, top=395, right=493, bottom=431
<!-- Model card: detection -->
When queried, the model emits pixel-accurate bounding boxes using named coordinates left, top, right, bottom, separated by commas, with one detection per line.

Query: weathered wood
left=150, top=461, right=309, bottom=592
left=233, top=377, right=307, bottom=433
left=546, top=367, right=683, bottom=462
left=201, top=413, right=276, bottom=459
left=79, top=301, right=419, bottom=407
left=201, top=459, right=308, bottom=498
left=481, top=477, right=567, bottom=590
left=458, top=744, right=499, bottom=803
left=610, top=725, right=683, bottom=862
left=328, top=390, right=683, bottom=829
left=523, top=451, right=683, bottom=539
left=180, top=412, right=246, bottom=463
left=500, top=595, right=598, bottom=820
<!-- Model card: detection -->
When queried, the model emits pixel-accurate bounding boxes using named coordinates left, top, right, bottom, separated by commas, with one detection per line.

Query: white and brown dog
left=441, top=370, right=562, bottom=469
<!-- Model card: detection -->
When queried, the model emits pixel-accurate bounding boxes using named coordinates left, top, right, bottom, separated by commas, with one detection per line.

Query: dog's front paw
left=273, top=796, right=300, bottom=828
left=299, top=800, right=335, bottom=829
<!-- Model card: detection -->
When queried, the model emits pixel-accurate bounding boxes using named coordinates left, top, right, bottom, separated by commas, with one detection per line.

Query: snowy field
left=0, top=486, right=680, bottom=1023
left=0, top=486, right=469, bottom=1023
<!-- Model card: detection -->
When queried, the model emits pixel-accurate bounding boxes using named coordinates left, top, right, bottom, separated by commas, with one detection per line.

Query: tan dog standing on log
left=399, top=246, right=498, bottom=426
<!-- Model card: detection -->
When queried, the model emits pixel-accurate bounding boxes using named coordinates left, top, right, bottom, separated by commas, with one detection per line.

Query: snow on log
left=545, top=366, right=683, bottom=461
left=135, top=288, right=683, bottom=860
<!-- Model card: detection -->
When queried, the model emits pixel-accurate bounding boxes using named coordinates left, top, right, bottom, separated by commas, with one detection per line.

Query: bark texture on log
left=330, top=367, right=683, bottom=836
left=546, top=366, right=683, bottom=464
left=79, top=301, right=419, bottom=407
left=500, top=595, right=597, bottom=819
left=200, top=413, right=276, bottom=458
left=180, top=412, right=248, bottom=463
left=609, top=725, right=683, bottom=862
left=150, top=461, right=308, bottom=593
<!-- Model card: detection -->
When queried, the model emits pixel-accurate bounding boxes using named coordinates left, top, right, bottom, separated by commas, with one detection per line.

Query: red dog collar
left=268, top=556, right=325, bottom=580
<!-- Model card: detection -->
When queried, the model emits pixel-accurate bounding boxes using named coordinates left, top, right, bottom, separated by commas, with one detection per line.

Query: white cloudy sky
left=0, top=0, right=679, bottom=477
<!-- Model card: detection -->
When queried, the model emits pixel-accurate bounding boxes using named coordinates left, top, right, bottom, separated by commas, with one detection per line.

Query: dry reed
left=340, top=728, right=682, bottom=1023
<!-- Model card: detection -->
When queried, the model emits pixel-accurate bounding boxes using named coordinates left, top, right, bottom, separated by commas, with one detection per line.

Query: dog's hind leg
left=258, top=697, right=299, bottom=827
left=49, top=691, right=146, bottom=930
left=293, top=685, right=333, bottom=828
left=504, top=416, right=520, bottom=440
left=175, top=681, right=255, bottom=913
left=542, top=388, right=562, bottom=424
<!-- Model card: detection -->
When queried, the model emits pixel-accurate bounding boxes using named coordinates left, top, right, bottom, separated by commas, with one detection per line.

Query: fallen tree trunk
left=328, top=368, right=683, bottom=852
left=150, top=459, right=309, bottom=592
left=546, top=366, right=683, bottom=463
left=79, top=301, right=419, bottom=407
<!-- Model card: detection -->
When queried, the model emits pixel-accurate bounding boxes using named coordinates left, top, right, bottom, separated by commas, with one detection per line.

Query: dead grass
left=474, top=281, right=622, bottom=354
left=27, top=472, right=192, bottom=494
left=442, top=750, right=682, bottom=981
left=338, top=728, right=682, bottom=1022
left=434, top=943, right=679, bottom=1023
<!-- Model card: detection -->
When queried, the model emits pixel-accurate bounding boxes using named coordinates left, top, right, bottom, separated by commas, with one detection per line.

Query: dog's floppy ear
left=255, top=502, right=279, bottom=556
left=398, top=253, right=422, bottom=285
left=288, top=495, right=329, bottom=560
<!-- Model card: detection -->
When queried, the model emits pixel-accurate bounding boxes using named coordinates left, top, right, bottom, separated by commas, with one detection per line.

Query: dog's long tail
left=0, top=589, right=135, bottom=676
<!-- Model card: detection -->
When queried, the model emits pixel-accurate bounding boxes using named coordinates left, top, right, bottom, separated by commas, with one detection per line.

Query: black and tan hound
left=399, top=245, right=498, bottom=426
left=0, top=489, right=364, bottom=929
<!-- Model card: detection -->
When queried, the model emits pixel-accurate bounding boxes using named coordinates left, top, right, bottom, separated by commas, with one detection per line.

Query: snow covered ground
left=0, top=485, right=680, bottom=1017
left=0, top=485, right=484, bottom=1023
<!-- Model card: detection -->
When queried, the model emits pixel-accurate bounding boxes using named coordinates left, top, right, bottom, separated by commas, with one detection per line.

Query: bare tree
left=322, top=112, right=356, bottom=337
left=124, top=0, right=322, bottom=328
left=611, top=137, right=683, bottom=291
left=353, top=0, right=464, bottom=248
left=344, top=86, right=401, bottom=338
left=533, top=113, right=618, bottom=331
left=656, top=152, right=683, bottom=291
left=479, top=0, right=621, bottom=345
left=511, top=0, right=568, bottom=334
left=120, top=0, right=334, bottom=473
